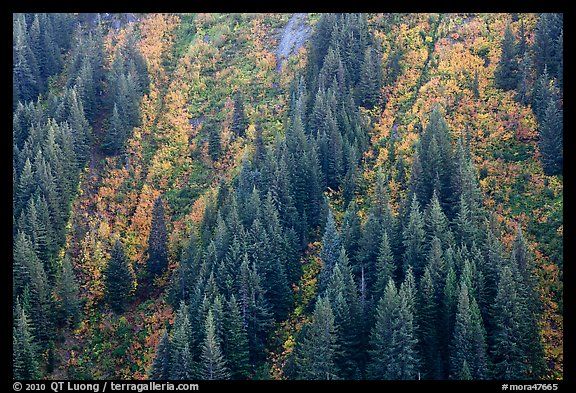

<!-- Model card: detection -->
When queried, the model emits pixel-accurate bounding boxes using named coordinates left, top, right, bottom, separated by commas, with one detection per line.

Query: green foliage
left=294, top=297, right=340, bottom=380
left=103, top=240, right=135, bottom=313
left=148, top=197, right=169, bottom=278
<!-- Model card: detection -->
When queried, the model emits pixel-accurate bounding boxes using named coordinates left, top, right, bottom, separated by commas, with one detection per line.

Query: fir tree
left=148, top=196, right=169, bottom=278
left=200, top=310, right=230, bottom=380
left=231, top=93, right=248, bottom=138
left=55, top=254, right=81, bottom=328
left=223, top=295, right=250, bottom=379
left=103, top=240, right=135, bottom=313
left=539, top=95, right=563, bottom=176
left=495, top=21, right=519, bottom=91
left=403, top=194, right=426, bottom=277
left=368, top=278, right=420, bottom=379
left=13, top=298, right=41, bottom=380
left=318, top=209, right=341, bottom=294
left=150, top=329, right=171, bottom=380
left=295, top=297, right=340, bottom=380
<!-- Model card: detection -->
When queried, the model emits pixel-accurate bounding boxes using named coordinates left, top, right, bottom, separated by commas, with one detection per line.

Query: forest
left=13, top=13, right=563, bottom=381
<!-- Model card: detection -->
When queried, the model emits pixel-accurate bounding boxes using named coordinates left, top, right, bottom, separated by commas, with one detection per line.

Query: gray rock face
left=276, top=13, right=312, bottom=73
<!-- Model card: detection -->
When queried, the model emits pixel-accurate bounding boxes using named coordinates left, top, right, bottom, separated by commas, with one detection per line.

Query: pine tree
left=417, top=266, right=442, bottom=379
left=403, top=194, right=426, bottom=277
left=231, top=93, right=248, bottom=137
left=55, top=254, right=81, bottom=328
left=373, top=231, right=395, bottom=302
left=326, top=248, right=361, bottom=378
left=101, top=103, right=125, bottom=155
left=539, top=95, right=563, bottom=176
left=491, top=266, right=526, bottom=379
left=223, top=295, right=250, bottom=379
left=207, top=123, right=221, bottom=161
left=150, top=329, right=171, bottom=380
left=148, top=196, right=169, bottom=278
left=510, top=226, right=546, bottom=378
left=495, top=21, right=519, bottom=91
left=318, top=209, right=341, bottom=294
left=449, top=282, right=488, bottom=379
left=368, top=278, right=420, bottom=379
left=13, top=298, right=41, bottom=380
left=295, top=297, right=340, bottom=380
left=103, top=240, right=135, bottom=313
left=358, top=46, right=381, bottom=108
left=169, top=302, right=195, bottom=379
left=200, top=310, right=230, bottom=380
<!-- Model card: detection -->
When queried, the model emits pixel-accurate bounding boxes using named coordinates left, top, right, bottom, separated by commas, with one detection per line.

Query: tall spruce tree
left=148, top=196, right=169, bottom=278
left=318, top=209, right=341, bottom=294
left=13, top=298, right=41, bottom=380
left=495, top=21, right=519, bottom=91
left=200, top=310, right=230, bottom=380
left=538, top=95, right=563, bottom=176
left=103, top=240, right=135, bottom=313
left=295, top=297, right=340, bottom=380
left=150, top=329, right=171, bottom=380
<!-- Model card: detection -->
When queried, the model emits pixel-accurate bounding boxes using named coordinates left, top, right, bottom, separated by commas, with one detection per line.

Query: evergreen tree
left=326, top=249, right=361, bottom=378
left=223, top=295, right=250, bottom=379
left=495, top=21, right=519, bottom=91
left=539, top=95, right=563, bottom=176
left=13, top=298, right=41, bottom=380
left=373, top=231, right=395, bottom=302
left=231, top=93, right=248, bottom=137
left=200, top=310, right=230, bottom=380
left=295, top=297, right=340, bottom=380
left=103, top=240, right=135, bottom=313
left=358, top=46, right=382, bottom=108
left=491, top=266, right=526, bottom=379
left=101, top=103, right=125, bottom=156
left=148, top=196, right=169, bottom=278
left=417, top=266, right=442, bottom=379
left=207, top=123, right=221, bottom=161
left=318, top=209, right=341, bottom=294
left=55, top=254, right=81, bottom=328
left=449, top=282, right=488, bottom=379
left=510, top=227, right=546, bottom=378
left=368, top=278, right=420, bottom=379
left=170, top=302, right=195, bottom=379
left=533, top=13, right=563, bottom=79
left=403, top=194, right=426, bottom=277
left=150, top=329, right=171, bottom=380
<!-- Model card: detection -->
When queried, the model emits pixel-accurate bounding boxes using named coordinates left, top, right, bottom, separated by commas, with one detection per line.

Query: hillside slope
left=13, top=12, right=562, bottom=381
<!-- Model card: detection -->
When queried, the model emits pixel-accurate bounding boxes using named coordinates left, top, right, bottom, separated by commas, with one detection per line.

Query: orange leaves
left=138, top=14, right=180, bottom=79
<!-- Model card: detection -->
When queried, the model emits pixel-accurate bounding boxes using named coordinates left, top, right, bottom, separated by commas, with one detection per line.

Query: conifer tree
left=101, top=103, right=125, bottom=156
left=368, top=277, right=420, bottom=379
left=13, top=298, right=41, bottom=380
left=295, top=297, right=340, bottom=380
left=373, top=231, right=395, bottom=302
left=539, top=95, right=563, bottom=176
left=326, top=249, right=361, bottom=378
left=200, top=310, right=230, bottom=380
left=318, top=209, right=341, bottom=294
left=150, top=329, right=171, bottom=380
left=148, top=197, right=169, bottom=278
left=232, top=93, right=248, bottom=138
left=491, top=266, right=526, bottom=379
left=103, top=240, right=135, bottom=313
left=169, top=301, right=196, bottom=379
left=403, top=194, right=426, bottom=277
left=55, top=254, right=81, bottom=328
left=223, top=295, right=250, bottom=379
left=495, top=21, right=519, bottom=91
left=449, top=282, right=488, bottom=379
